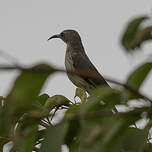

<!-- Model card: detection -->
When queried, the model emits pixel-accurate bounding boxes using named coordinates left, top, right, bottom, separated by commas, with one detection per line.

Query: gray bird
left=48, top=30, right=110, bottom=94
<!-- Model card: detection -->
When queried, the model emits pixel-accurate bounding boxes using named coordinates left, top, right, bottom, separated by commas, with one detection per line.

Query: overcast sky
left=0, top=0, right=152, bottom=100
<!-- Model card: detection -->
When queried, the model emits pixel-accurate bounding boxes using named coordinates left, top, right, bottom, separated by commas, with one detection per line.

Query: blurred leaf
left=79, top=114, right=140, bottom=152
left=78, top=87, right=142, bottom=152
left=64, top=104, right=80, bottom=118
left=69, top=140, right=79, bottom=152
left=64, top=105, right=81, bottom=146
left=108, top=127, right=149, bottom=152
left=144, top=143, right=152, bottom=152
left=0, top=96, right=3, bottom=109
left=12, top=114, right=40, bottom=152
left=40, top=123, right=68, bottom=152
left=127, top=62, right=152, bottom=89
left=130, top=26, right=152, bottom=50
left=80, top=87, right=122, bottom=116
left=44, top=95, right=70, bottom=111
left=36, top=129, right=46, bottom=141
left=121, top=16, right=152, bottom=51
left=37, top=93, right=50, bottom=105
left=125, top=62, right=152, bottom=99
left=0, top=63, right=53, bottom=136
left=6, top=64, right=52, bottom=110
left=75, top=88, right=87, bottom=103
left=91, top=87, right=122, bottom=104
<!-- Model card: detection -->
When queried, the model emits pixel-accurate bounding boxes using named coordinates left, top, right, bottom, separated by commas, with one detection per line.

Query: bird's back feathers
left=65, top=45, right=110, bottom=93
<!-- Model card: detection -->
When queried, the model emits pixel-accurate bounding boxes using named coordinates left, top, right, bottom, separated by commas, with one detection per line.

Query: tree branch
left=0, top=64, right=151, bottom=103
left=61, top=107, right=152, bottom=123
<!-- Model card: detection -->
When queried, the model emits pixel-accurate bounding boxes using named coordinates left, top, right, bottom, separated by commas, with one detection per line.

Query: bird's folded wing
left=71, top=52, right=110, bottom=87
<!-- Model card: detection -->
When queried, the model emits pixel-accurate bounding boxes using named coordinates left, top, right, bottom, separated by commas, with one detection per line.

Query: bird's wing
left=71, top=52, right=110, bottom=87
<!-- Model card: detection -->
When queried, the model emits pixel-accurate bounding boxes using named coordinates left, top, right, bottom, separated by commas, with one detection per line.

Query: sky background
left=0, top=0, right=152, bottom=101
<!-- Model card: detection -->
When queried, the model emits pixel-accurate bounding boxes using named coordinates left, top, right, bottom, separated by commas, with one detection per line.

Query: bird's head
left=48, top=30, right=82, bottom=47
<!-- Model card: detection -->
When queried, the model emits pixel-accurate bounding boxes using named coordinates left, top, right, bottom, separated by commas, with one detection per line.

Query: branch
left=61, top=107, right=152, bottom=123
left=0, top=50, right=20, bottom=66
left=40, top=121, right=50, bottom=128
left=105, top=78, right=152, bottom=104
left=0, top=64, right=151, bottom=103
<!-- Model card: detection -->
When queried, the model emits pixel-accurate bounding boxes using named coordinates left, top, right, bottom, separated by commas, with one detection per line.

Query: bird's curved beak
left=48, top=34, right=60, bottom=41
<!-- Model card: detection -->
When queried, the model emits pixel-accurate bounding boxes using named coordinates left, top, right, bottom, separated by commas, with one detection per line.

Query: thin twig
left=105, top=78, right=152, bottom=104
left=41, top=119, right=49, bottom=124
left=60, top=106, right=69, bottom=110
left=35, top=139, right=43, bottom=146
left=0, top=50, right=20, bottom=66
left=46, top=117, right=52, bottom=126
left=42, top=118, right=53, bottom=127
left=134, top=123, right=138, bottom=128
left=33, top=147, right=40, bottom=152
left=51, top=107, right=58, bottom=121
left=39, top=121, right=50, bottom=128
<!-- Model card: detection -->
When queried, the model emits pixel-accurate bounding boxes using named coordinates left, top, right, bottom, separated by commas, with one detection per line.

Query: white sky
left=0, top=0, right=152, bottom=100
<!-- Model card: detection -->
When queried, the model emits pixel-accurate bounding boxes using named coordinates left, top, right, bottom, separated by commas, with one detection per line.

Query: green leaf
left=79, top=115, right=141, bottom=152
left=64, top=105, right=81, bottom=146
left=36, top=129, right=46, bottom=141
left=12, top=114, right=40, bottom=152
left=130, top=26, right=152, bottom=50
left=80, top=87, right=122, bottom=116
left=144, top=143, right=152, bottom=152
left=37, top=93, right=50, bottom=105
left=0, top=63, right=53, bottom=136
left=108, top=127, right=149, bottom=152
left=68, top=140, right=79, bottom=152
left=78, top=88, right=142, bottom=152
left=125, top=62, right=152, bottom=100
left=121, top=16, right=150, bottom=51
left=6, top=64, right=52, bottom=110
left=44, top=95, right=70, bottom=111
left=127, top=62, right=152, bottom=89
left=40, top=123, right=68, bottom=152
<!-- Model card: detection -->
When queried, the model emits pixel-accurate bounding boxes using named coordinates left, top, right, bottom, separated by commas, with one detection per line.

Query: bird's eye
left=60, top=32, right=64, bottom=37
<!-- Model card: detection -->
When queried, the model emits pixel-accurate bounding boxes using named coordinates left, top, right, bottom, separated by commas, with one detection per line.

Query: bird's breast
left=65, top=47, right=83, bottom=87
left=64, top=47, right=94, bottom=92
left=65, top=48, right=75, bottom=72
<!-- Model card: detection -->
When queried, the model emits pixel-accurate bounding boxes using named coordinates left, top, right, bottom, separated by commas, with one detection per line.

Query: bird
left=48, top=29, right=110, bottom=94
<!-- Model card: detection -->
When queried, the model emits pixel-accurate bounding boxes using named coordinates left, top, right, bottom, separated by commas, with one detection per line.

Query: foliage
left=1, top=14, right=152, bottom=152
left=121, top=16, right=152, bottom=51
